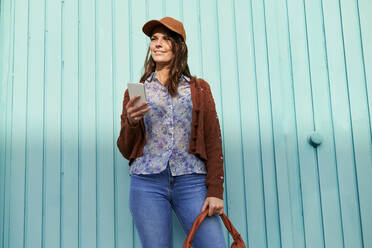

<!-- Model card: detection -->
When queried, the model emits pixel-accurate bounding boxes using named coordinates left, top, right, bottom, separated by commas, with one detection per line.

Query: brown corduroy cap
left=142, top=17, right=186, bottom=42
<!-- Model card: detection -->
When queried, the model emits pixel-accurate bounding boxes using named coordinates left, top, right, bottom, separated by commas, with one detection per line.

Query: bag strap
left=182, top=208, right=246, bottom=248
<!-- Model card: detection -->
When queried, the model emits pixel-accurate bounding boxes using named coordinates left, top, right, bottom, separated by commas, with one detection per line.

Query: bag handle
left=182, top=209, right=246, bottom=248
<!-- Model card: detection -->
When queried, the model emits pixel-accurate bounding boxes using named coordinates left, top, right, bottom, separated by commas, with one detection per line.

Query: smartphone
left=127, top=82, right=147, bottom=107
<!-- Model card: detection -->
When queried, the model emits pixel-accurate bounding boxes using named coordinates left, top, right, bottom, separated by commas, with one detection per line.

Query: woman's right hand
left=126, top=95, right=151, bottom=125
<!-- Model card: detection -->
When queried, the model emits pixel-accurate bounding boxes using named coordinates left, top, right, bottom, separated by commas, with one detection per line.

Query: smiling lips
left=154, top=50, right=166, bottom=54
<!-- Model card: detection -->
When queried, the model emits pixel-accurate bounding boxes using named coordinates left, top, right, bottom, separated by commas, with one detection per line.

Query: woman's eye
left=150, top=36, right=170, bottom=41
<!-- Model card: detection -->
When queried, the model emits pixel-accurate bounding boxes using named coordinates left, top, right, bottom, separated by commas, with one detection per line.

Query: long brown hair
left=140, top=28, right=193, bottom=96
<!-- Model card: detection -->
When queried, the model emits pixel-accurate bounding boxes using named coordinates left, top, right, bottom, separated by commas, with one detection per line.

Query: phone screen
left=127, top=83, right=146, bottom=107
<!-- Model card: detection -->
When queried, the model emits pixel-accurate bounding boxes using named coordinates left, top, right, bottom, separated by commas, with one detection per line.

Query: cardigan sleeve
left=116, top=89, right=143, bottom=160
left=201, top=81, right=225, bottom=200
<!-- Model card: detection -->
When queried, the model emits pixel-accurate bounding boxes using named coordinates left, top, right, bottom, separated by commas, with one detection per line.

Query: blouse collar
left=146, top=71, right=190, bottom=83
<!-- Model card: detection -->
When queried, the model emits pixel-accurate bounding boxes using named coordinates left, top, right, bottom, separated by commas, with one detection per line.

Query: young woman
left=117, top=16, right=227, bottom=248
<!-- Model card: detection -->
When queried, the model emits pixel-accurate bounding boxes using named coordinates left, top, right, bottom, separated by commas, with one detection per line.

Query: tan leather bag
left=183, top=209, right=246, bottom=248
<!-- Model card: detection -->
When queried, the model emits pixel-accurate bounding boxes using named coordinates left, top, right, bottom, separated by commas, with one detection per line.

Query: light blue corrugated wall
left=1, top=0, right=372, bottom=247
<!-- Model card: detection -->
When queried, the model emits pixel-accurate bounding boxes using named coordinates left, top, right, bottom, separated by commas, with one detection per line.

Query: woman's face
left=150, top=26, right=174, bottom=66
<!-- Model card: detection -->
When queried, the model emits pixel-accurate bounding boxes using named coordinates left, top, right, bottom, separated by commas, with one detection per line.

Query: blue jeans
left=129, top=164, right=227, bottom=248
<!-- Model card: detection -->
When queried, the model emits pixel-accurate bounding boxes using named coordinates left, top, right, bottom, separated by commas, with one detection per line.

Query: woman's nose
left=155, top=39, right=164, bottom=46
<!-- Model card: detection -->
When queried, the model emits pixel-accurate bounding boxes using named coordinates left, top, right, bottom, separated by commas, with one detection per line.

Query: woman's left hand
left=201, top=197, right=224, bottom=216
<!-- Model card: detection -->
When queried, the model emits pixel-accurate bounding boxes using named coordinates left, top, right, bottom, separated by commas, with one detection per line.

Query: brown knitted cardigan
left=117, top=77, right=224, bottom=199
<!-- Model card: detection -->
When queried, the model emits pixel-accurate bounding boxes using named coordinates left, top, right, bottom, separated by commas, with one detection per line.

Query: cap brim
left=142, top=20, right=165, bottom=38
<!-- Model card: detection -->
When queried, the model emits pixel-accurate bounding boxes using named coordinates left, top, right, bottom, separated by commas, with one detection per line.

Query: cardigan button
left=195, top=109, right=200, bottom=114
left=193, top=137, right=197, bottom=141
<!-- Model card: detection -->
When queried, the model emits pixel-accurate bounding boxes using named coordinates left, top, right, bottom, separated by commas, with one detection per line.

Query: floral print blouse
left=129, top=72, right=207, bottom=176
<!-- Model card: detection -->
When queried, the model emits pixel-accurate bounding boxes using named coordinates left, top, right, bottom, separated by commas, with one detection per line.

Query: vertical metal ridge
left=59, top=0, right=65, bottom=247
left=337, top=0, right=364, bottom=246
left=354, top=0, right=372, bottom=244
left=145, top=0, right=148, bottom=20
left=41, top=0, right=47, bottom=246
left=261, top=0, right=282, bottom=245
left=127, top=0, right=135, bottom=245
left=214, top=0, right=229, bottom=244
left=23, top=0, right=31, bottom=246
left=301, top=0, right=326, bottom=246
left=162, top=0, right=166, bottom=16
left=94, top=0, right=99, bottom=245
left=111, top=0, right=118, bottom=247
left=0, top=0, right=4, bottom=240
left=283, top=0, right=306, bottom=246
left=60, top=0, right=65, bottom=248
left=0, top=0, right=7, bottom=245
left=0, top=0, right=9, bottom=242
left=248, top=0, right=268, bottom=245
left=197, top=0, right=203, bottom=77
left=5, top=0, right=16, bottom=246
left=319, top=0, right=345, bottom=246
left=129, top=0, right=133, bottom=82
left=77, top=0, right=82, bottom=247
left=355, top=0, right=372, bottom=156
left=231, top=0, right=249, bottom=243
left=180, top=0, right=184, bottom=22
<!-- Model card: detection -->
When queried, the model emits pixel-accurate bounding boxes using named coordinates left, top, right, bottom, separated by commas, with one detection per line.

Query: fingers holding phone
left=126, top=96, right=151, bottom=125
